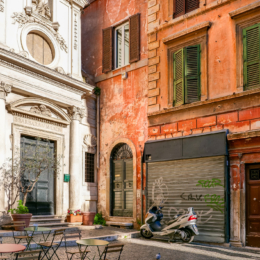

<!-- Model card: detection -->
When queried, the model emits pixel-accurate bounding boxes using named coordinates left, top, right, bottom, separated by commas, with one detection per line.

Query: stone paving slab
left=1, top=238, right=260, bottom=259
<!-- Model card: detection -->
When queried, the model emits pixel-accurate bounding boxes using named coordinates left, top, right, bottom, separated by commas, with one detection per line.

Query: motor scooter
left=140, top=203, right=199, bottom=243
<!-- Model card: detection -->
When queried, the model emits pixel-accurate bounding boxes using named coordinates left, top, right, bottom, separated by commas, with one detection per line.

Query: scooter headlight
left=145, top=213, right=149, bottom=219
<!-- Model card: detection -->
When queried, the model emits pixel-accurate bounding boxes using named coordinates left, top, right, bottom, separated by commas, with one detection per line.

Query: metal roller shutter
left=147, top=155, right=227, bottom=243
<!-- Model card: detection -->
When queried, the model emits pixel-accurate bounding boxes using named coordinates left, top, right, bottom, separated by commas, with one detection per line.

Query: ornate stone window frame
left=230, top=6, right=260, bottom=93
left=19, top=23, right=60, bottom=68
left=164, top=22, right=209, bottom=107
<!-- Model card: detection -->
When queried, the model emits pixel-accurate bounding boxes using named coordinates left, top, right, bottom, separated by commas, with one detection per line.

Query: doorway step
left=106, top=221, right=133, bottom=229
left=30, top=215, right=82, bottom=228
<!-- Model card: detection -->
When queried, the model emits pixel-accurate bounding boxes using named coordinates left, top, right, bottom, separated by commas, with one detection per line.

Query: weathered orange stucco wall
left=81, top=0, right=148, bottom=224
left=146, top=0, right=260, bottom=246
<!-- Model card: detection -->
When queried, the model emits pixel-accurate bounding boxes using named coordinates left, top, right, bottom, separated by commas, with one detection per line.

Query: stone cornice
left=162, top=21, right=211, bottom=44
left=0, top=48, right=95, bottom=95
left=229, top=1, right=260, bottom=18
left=66, top=0, right=88, bottom=8
left=148, top=87, right=260, bottom=118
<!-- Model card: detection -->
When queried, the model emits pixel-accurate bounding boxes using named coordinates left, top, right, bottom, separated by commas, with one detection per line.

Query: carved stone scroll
left=0, top=82, right=12, bottom=100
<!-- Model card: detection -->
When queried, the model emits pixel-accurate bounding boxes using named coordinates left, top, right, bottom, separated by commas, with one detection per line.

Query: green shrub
left=94, top=212, right=106, bottom=226
left=8, top=200, right=29, bottom=214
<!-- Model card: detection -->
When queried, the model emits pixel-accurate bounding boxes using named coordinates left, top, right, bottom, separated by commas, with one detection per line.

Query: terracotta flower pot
left=12, top=214, right=32, bottom=231
left=82, top=212, right=96, bottom=226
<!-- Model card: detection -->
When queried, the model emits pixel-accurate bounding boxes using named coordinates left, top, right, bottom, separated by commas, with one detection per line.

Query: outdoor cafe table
left=76, top=239, right=109, bottom=260
left=24, top=227, right=52, bottom=250
left=0, top=244, right=25, bottom=257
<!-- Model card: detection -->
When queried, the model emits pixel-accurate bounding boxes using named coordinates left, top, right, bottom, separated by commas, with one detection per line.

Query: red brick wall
left=148, top=107, right=260, bottom=140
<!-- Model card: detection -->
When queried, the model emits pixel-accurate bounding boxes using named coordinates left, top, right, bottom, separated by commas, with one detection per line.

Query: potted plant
left=68, top=210, right=74, bottom=216
left=9, top=200, right=32, bottom=231
left=75, top=209, right=81, bottom=216
left=67, top=209, right=82, bottom=223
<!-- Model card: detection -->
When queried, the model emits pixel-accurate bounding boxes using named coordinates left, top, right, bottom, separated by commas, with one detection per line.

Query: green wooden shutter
left=184, top=45, right=201, bottom=103
left=243, top=24, right=260, bottom=91
left=173, top=48, right=184, bottom=106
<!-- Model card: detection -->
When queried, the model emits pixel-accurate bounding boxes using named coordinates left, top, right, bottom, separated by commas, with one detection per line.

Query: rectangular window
left=174, top=0, right=199, bottom=18
left=115, top=23, right=129, bottom=69
left=102, top=14, right=140, bottom=73
left=243, top=23, right=260, bottom=91
left=85, top=153, right=95, bottom=183
left=173, top=45, right=201, bottom=106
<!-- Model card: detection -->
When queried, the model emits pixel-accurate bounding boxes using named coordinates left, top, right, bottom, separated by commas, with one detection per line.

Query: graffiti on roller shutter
left=151, top=177, right=169, bottom=205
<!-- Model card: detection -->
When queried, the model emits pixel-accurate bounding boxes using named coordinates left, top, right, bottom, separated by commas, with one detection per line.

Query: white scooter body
left=140, top=206, right=199, bottom=243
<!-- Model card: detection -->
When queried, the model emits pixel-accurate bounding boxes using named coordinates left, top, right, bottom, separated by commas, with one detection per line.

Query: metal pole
left=140, top=148, right=143, bottom=225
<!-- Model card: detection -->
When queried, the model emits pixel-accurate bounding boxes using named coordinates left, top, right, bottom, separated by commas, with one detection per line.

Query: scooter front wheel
left=140, top=229, right=153, bottom=239
left=181, top=228, right=194, bottom=243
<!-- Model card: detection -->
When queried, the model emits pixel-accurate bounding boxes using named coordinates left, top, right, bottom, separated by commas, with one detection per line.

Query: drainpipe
left=97, top=95, right=100, bottom=169
left=140, top=147, right=143, bottom=225
left=70, top=0, right=73, bottom=75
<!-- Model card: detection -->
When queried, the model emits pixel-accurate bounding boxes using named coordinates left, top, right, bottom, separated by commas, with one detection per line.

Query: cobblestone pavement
left=3, top=238, right=260, bottom=260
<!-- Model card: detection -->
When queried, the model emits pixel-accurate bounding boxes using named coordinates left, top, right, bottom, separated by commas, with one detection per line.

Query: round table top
left=76, top=239, right=109, bottom=246
left=0, top=244, right=25, bottom=253
left=25, top=227, right=52, bottom=232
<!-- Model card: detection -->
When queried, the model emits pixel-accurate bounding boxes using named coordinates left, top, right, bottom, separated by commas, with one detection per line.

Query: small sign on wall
left=64, top=174, right=70, bottom=182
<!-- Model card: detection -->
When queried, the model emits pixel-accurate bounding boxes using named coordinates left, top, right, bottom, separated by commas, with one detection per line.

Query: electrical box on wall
left=64, top=174, right=70, bottom=182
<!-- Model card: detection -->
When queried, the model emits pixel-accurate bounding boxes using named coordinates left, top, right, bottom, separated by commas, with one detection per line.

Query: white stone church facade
left=0, top=0, right=97, bottom=220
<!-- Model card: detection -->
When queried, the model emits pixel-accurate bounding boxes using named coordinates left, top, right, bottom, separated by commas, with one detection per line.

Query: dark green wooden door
left=20, top=136, right=55, bottom=215
left=112, top=159, right=133, bottom=217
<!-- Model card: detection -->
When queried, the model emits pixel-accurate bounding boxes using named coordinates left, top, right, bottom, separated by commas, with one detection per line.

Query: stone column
left=0, top=82, right=11, bottom=212
left=68, top=106, right=85, bottom=211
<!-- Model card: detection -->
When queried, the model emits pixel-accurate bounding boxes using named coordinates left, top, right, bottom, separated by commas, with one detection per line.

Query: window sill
left=95, top=59, right=148, bottom=83
left=148, top=87, right=260, bottom=118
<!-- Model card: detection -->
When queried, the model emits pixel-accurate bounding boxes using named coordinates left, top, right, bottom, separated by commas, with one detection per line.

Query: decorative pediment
left=7, top=97, right=71, bottom=125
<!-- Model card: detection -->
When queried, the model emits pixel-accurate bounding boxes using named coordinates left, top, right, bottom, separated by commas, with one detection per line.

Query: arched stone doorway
left=111, top=143, right=133, bottom=217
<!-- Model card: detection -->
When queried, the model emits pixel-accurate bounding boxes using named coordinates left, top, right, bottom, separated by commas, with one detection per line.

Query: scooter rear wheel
left=181, top=228, right=194, bottom=243
left=140, top=229, right=153, bottom=239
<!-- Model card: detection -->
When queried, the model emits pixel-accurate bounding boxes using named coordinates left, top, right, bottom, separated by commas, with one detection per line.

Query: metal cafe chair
left=37, top=229, right=65, bottom=260
left=64, top=231, right=90, bottom=260
left=14, top=250, right=42, bottom=260
left=3, top=221, right=33, bottom=250
left=102, top=243, right=124, bottom=260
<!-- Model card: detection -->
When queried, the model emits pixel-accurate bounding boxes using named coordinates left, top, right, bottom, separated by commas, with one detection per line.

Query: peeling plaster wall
left=81, top=0, right=148, bottom=224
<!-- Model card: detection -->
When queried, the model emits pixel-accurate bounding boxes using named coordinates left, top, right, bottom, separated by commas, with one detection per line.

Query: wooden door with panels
left=111, top=143, right=133, bottom=217
left=21, top=136, right=55, bottom=215
left=246, top=164, right=260, bottom=247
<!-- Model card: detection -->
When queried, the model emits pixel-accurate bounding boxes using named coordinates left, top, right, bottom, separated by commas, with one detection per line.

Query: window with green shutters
left=243, top=23, right=260, bottom=91
left=173, top=45, right=201, bottom=106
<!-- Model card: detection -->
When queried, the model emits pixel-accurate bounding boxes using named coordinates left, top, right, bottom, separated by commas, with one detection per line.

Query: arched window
left=26, top=32, right=54, bottom=65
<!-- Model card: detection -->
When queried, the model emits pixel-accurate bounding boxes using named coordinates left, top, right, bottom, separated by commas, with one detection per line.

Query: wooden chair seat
left=14, top=235, right=33, bottom=239
left=66, top=250, right=90, bottom=254
left=38, top=242, right=58, bottom=247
